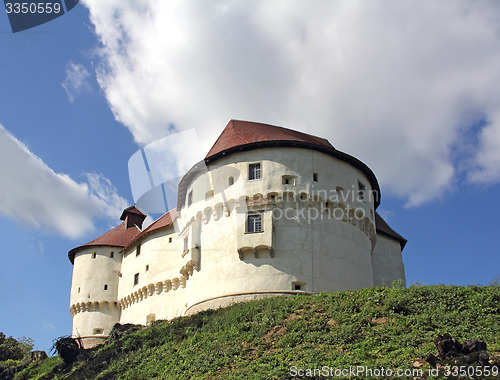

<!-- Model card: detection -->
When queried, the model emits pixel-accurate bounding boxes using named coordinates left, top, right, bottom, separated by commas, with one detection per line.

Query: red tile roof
left=68, top=223, right=141, bottom=264
left=206, top=120, right=334, bottom=159
left=120, top=209, right=177, bottom=252
left=178, top=120, right=381, bottom=209
left=375, top=212, right=407, bottom=250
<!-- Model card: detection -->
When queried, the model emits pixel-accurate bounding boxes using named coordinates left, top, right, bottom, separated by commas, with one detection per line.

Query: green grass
left=12, top=284, right=500, bottom=379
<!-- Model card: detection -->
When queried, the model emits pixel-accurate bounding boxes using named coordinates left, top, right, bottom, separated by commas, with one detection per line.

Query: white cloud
left=82, top=0, right=500, bottom=206
left=0, top=124, right=128, bottom=239
left=62, top=61, right=91, bottom=102
left=42, top=321, right=56, bottom=332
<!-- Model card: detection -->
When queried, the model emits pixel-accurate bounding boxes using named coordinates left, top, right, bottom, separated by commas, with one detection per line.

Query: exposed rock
left=462, top=339, right=487, bottom=354
left=24, top=350, right=48, bottom=363
left=426, top=334, right=491, bottom=368
left=106, top=323, right=144, bottom=344
left=54, top=337, right=82, bottom=365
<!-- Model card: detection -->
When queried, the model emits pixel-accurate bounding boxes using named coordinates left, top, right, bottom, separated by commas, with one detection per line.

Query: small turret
left=120, top=205, right=147, bottom=229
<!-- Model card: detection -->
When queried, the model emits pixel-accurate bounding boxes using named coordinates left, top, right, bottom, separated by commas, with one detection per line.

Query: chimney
left=120, top=205, right=147, bottom=230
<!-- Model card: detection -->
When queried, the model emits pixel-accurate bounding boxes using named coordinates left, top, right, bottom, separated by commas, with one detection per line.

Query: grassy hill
left=10, top=284, right=500, bottom=379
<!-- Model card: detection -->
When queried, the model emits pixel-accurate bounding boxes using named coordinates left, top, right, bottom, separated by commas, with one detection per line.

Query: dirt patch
left=263, top=325, right=287, bottom=345
left=327, top=319, right=337, bottom=327
left=370, top=317, right=391, bottom=325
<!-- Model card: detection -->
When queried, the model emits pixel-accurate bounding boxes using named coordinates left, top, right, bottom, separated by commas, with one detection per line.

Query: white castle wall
left=372, top=234, right=406, bottom=287
left=70, top=146, right=405, bottom=344
left=69, top=247, right=121, bottom=340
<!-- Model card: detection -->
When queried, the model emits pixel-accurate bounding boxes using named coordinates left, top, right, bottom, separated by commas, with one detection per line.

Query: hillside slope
left=13, top=284, right=500, bottom=379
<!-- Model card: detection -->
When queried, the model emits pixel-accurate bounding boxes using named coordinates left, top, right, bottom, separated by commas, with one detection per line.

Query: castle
left=68, top=120, right=407, bottom=348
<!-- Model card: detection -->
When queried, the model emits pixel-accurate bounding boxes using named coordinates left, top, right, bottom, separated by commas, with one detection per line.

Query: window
left=78, top=287, right=80, bottom=293
left=183, top=237, right=188, bottom=252
left=313, top=173, right=318, bottom=182
left=93, top=328, right=104, bottom=335
left=110, top=251, right=114, bottom=258
left=358, top=181, right=366, bottom=201
left=136, top=244, right=141, bottom=256
left=246, top=213, right=262, bottom=233
left=134, top=273, right=139, bottom=286
left=292, top=281, right=306, bottom=291
left=187, top=190, right=193, bottom=206
left=145, top=265, right=149, bottom=272
left=92, top=252, right=96, bottom=259
left=169, top=237, right=173, bottom=243
left=228, top=176, right=234, bottom=186
left=249, top=163, right=261, bottom=180
left=104, top=284, right=108, bottom=291
left=282, top=175, right=295, bottom=185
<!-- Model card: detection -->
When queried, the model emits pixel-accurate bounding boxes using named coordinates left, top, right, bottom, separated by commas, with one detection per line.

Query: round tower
left=68, top=206, right=145, bottom=348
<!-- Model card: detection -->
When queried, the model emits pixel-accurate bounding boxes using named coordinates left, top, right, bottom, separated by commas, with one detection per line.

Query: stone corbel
left=186, top=261, right=194, bottom=275
left=155, top=282, right=163, bottom=294
left=172, top=278, right=180, bottom=290
left=164, top=279, right=172, bottom=292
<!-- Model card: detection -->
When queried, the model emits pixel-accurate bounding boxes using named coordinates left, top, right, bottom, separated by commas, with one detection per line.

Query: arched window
left=104, top=284, right=108, bottom=291
left=228, top=176, right=234, bottom=186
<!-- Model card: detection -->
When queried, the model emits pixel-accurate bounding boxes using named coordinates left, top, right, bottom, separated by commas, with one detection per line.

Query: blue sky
left=1, top=1, right=499, bottom=352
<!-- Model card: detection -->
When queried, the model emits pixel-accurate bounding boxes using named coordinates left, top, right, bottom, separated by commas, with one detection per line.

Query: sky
left=1, top=0, right=499, bottom=352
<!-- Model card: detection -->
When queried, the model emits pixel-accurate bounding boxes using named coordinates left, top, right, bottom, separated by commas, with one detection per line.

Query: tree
left=0, top=333, right=34, bottom=362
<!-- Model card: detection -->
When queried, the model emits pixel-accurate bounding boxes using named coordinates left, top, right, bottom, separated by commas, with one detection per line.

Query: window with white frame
left=249, top=163, right=261, bottom=180
left=246, top=212, right=263, bottom=233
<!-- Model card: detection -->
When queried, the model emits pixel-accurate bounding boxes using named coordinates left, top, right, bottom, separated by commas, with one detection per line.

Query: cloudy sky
left=1, top=0, right=499, bottom=351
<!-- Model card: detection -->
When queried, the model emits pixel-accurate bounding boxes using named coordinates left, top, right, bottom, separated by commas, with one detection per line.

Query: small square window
left=187, top=190, right=193, bottom=206
left=247, top=213, right=262, bottom=233
left=134, top=273, right=139, bottom=286
left=292, top=281, right=305, bottom=291
left=282, top=175, right=295, bottom=185
left=249, top=163, right=261, bottom=180
left=358, top=181, right=366, bottom=201
left=136, top=244, right=141, bottom=256
left=92, top=252, right=97, bottom=259
left=93, top=328, right=104, bottom=335
left=110, top=251, right=114, bottom=258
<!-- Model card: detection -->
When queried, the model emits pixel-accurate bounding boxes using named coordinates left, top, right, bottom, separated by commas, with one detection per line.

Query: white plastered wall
left=371, top=234, right=406, bottom=287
